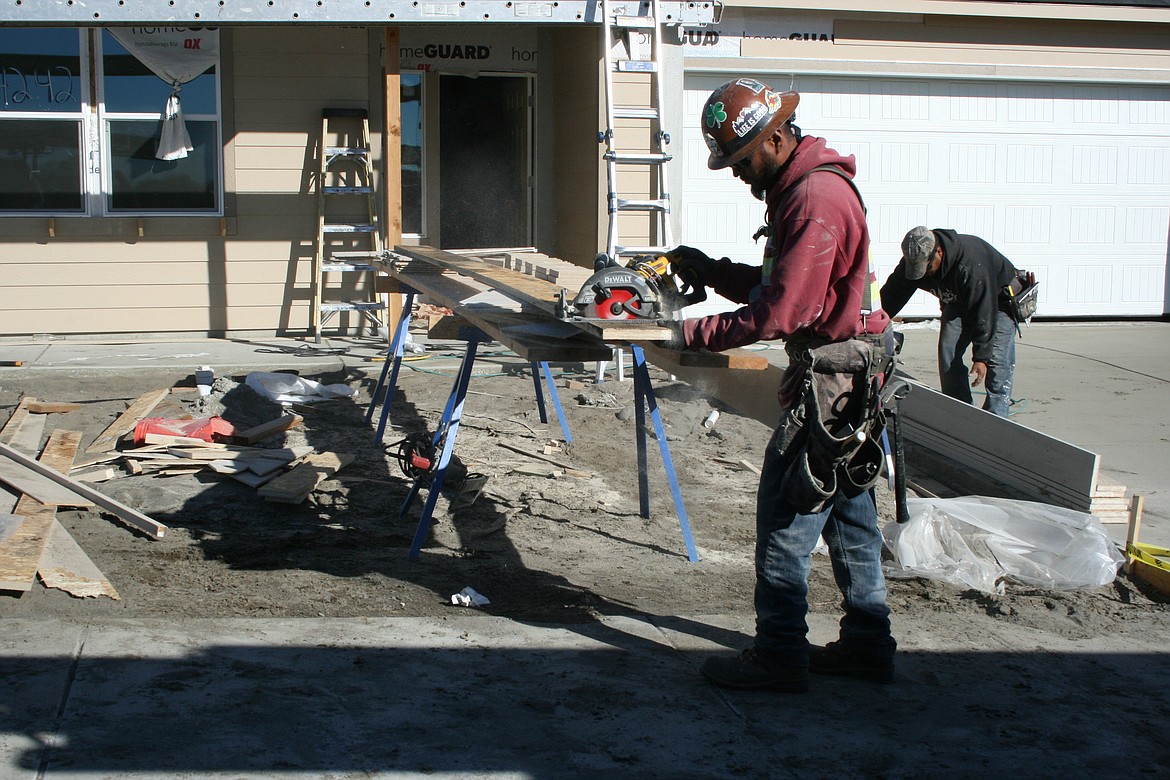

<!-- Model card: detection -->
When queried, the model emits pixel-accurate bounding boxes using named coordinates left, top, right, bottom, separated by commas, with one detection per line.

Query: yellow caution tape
left=1127, top=542, right=1170, bottom=572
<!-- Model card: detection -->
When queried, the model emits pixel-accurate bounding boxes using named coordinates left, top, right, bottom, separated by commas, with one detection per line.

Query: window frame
left=401, top=69, right=425, bottom=239
left=0, top=27, right=224, bottom=218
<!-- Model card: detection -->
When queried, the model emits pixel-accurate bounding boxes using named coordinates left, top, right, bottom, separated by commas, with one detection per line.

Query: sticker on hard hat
left=703, top=133, right=722, bottom=158
left=736, top=78, right=767, bottom=94
left=765, top=91, right=782, bottom=111
left=704, top=101, right=727, bottom=129
left=732, top=102, right=768, bottom=137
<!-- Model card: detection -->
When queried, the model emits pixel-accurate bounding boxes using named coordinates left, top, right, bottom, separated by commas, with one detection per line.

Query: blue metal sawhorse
left=365, top=290, right=572, bottom=446
left=364, top=289, right=697, bottom=562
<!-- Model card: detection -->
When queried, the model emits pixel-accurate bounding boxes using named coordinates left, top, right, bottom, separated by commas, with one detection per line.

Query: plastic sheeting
left=883, top=496, right=1126, bottom=595
left=244, top=372, right=356, bottom=406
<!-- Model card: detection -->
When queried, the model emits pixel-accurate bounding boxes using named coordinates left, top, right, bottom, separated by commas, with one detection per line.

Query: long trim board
left=0, top=441, right=167, bottom=538
left=635, top=346, right=1099, bottom=511
left=897, top=377, right=1098, bottom=512
left=86, top=387, right=170, bottom=453
left=378, top=258, right=613, bottom=362
left=0, top=429, right=81, bottom=592
left=392, top=245, right=676, bottom=344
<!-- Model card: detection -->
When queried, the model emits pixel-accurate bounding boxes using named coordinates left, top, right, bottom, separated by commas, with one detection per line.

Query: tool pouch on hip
left=778, top=339, right=881, bottom=513
left=1002, top=270, right=1039, bottom=323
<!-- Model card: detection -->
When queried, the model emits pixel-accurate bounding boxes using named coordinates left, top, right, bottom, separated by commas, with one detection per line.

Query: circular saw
left=556, top=252, right=707, bottom=323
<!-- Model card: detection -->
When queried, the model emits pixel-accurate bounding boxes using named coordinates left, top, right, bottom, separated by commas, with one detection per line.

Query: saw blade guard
left=571, top=265, right=663, bottom=320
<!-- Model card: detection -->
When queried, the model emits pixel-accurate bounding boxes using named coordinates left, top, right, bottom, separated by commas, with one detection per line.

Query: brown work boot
left=809, top=641, right=894, bottom=683
left=699, top=648, right=809, bottom=693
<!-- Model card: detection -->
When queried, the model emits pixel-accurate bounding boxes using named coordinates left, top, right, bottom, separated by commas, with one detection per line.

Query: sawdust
left=1, top=356, right=1167, bottom=642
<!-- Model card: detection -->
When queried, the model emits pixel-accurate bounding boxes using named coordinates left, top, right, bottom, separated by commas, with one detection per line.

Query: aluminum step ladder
left=599, top=0, right=674, bottom=260
left=313, top=107, right=386, bottom=342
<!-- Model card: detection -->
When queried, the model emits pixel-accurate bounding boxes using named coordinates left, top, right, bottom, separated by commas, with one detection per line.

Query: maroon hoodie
left=681, top=136, right=886, bottom=353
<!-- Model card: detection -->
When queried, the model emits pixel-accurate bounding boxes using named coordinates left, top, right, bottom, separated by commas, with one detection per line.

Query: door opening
left=439, top=73, right=531, bottom=249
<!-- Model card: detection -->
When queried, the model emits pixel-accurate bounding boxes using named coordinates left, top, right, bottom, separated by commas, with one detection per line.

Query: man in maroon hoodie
left=667, top=79, right=897, bottom=692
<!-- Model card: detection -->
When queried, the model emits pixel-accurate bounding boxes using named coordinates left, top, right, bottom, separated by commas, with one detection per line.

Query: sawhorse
left=364, top=290, right=572, bottom=446
left=364, top=290, right=698, bottom=563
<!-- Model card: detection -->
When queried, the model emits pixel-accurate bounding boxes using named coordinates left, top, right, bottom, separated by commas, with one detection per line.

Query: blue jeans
left=752, top=425, right=896, bottom=665
left=938, top=307, right=1017, bottom=417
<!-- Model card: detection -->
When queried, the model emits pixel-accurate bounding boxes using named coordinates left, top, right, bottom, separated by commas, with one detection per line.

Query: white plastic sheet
left=109, top=29, right=219, bottom=160
left=245, top=371, right=355, bottom=405
left=883, top=496, right=1125, bottom=595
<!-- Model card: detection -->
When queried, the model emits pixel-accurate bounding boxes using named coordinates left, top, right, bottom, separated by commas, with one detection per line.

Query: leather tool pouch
left=778, top=339, right=887, bottom=513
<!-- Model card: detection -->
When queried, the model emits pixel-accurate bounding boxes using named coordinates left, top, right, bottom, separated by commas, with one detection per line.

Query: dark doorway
left=439, top=74, right=530, bottom=249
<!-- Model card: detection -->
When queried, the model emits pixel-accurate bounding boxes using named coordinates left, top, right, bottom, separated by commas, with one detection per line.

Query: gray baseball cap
left=901, top=226, right=936, bottom=281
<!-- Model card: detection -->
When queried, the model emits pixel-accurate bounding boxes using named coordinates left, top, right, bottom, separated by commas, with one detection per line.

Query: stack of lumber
left=1090, top=474, right=1131, bottom=525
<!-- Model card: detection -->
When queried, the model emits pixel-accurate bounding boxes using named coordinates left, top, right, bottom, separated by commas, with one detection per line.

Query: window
left=401, top=72, right=422, bottom=236
left=0, top=28, right=221, bottom=216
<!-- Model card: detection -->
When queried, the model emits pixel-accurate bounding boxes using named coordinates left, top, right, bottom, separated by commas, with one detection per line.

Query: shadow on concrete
left=5, top=631, right=1170, bottom=776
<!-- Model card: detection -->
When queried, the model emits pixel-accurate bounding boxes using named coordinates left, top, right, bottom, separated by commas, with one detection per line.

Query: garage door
left=678, top=74, right=1170, bottom=319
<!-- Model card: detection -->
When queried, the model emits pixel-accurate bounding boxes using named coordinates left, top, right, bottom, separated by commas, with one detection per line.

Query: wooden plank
left=0, top=440, right=167, bottom=539
left=7, top=412, right=46, bottom=456
left=258, top=452, right=355, bottom=504
left=166, top=445, right=312, bottom=462
left=233, top=415, right=303, bottom=445
left=143, top=433, right=227, bottom=448
left=71, top=467, right=117, bottom=483
left=0, top=453, right=96, bottom=507
left=0, top=429, right=82, bottom=592
left=395, top=244, right=566, bottom=313
left=637, top=342, right=772, bottom=371
left=0, top=397, right=35, bottom=445
left=38, top=519, right=120, bottom=600
left=395, top=245, right=676, bottom=344
left=86, top=388, right=171, bottom=453
left=0, top=501, right=56, bottom=592
left=377, top=259, right=613, bottom=362
left=26, top=402, right=84, bottom=414
left=638, top=343, right=786, bottom=429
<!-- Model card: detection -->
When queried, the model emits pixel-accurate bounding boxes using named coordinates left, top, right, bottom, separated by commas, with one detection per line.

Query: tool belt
left=1001, top=270, right=1039, bottom=323
left=777, top=329, right=899, bottom=513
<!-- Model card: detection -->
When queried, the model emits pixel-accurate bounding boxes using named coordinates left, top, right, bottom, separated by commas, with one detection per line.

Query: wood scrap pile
left=1089, top=474, right=1133, bottom=525
left=0, top=385, right=355, bottom=601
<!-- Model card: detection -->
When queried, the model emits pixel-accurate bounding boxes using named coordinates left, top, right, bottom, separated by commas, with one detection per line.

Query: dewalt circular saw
left=556, top=252, right=707, bottom=323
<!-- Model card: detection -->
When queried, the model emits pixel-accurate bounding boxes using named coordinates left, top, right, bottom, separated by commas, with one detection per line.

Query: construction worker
left=880, top=226, right=1020, bottom=417
left=665, top=79, right=897, bottom=692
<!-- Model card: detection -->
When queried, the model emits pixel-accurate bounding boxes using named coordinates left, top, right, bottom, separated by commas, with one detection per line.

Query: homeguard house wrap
left=0, top=1, right=1167, bottom=339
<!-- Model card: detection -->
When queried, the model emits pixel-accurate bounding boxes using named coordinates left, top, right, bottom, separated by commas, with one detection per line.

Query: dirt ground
left=2, top=345, right=1168, bottom=644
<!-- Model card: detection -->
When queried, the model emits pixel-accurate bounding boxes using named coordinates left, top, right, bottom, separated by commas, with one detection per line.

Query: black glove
left=668, top=245, right=717, bottom=288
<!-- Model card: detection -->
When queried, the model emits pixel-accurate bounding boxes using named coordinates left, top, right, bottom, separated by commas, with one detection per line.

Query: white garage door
left=678, top=74, right=1170, bottom=319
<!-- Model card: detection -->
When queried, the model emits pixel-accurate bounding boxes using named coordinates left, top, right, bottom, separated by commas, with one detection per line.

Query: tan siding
left=5, top=262, right=212, bottom=286
left=235, top=145, right=314, bottom=171
left=234, top=168, right=313, bottom=193
left=236, top=76, right=370, bottom=103
left=0, top=26, right=373, bottom=337
left=733, top=14, right=1170, bottom=80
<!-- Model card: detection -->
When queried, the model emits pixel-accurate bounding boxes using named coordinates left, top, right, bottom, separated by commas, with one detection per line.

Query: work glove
left=667, top=245, right=717, bottom=288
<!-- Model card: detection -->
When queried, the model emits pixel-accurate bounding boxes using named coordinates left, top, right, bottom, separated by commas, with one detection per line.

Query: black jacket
left=880, top=229, right=1017, bottom=363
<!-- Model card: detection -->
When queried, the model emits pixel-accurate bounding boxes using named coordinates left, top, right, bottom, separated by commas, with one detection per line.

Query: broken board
left=257, top=452, right=355, bottom=504
left=0, top=430, right=83, bottom=592
left=86, top=387, right=170, bottom=453
left=39, top=519, right=120, bottom=599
